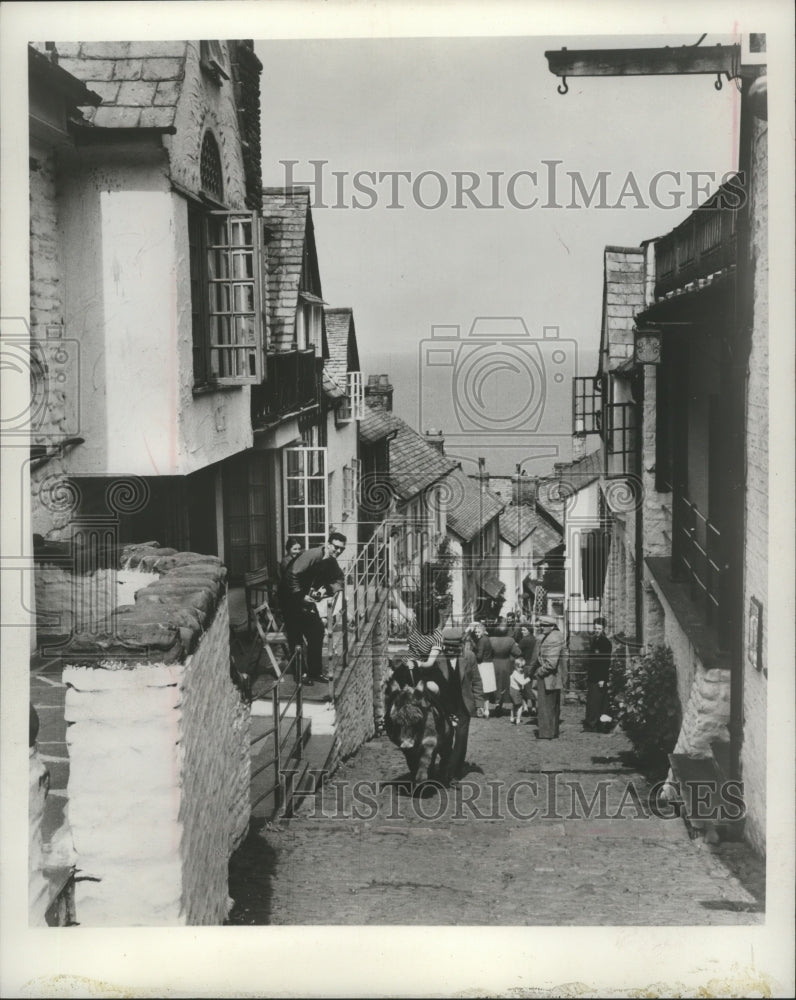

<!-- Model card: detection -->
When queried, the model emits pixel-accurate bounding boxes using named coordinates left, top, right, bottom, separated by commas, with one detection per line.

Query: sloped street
left=228, top=701, right=765, bottom=926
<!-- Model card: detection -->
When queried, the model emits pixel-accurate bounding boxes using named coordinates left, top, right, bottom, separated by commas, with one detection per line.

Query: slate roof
left=600, top=246, right=646, bottom=373
left=262, top=187, right=325, bottom=353
left=387, top=416, right=458, bottom=501
left=533, top=516, right=563, bottom=560
left=498, top=504, right=538, bottom=547
left=323, top=307, right=360, bottom=385
left=444, top=467, right=505, bottom=544
left=47, top=41, right=188, bottom=130
left=552, top=445, right=604, bottom=492
left=533, top=480, right=566, bottom=529
left=359, top=406, right=400, bottom=444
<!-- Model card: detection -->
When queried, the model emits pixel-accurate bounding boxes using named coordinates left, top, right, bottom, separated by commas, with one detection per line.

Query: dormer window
left=200, top=40, right=230, bottom=83
left=200, top=131, right=223, bottom=203
left=296, top=291, right=323, bottom=350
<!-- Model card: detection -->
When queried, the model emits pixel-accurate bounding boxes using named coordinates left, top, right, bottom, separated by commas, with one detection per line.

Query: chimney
left=365, top=373, right=393, bottom=411
left=424, top=428, right=445, bottom=454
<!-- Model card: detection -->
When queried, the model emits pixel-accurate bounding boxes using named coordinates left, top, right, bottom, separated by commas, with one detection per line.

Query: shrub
left=613, top=644, right=681, bottom=768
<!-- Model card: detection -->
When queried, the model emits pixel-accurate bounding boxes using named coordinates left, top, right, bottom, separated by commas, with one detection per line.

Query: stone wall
left=670, top=666, right=731, bottom=759
left=334, top=597, right=389, bottom=760
left=741, top=109, right=768, bottom=857
left=60, top=543, right=250, bottom=925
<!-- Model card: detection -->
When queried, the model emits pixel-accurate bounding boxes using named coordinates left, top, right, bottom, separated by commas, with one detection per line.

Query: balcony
left=654, top=181, right=738, bottom=300
left=670, top=489, right=730, bottom=648
left=251, top=348, right=320, bottom=429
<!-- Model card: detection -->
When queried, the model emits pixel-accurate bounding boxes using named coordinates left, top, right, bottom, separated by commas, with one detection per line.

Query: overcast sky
left=256, top=35, right=738, bottom=365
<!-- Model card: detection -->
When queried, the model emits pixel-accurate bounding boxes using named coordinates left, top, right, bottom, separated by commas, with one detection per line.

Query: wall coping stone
left=62, top=542, right=227, bottom=667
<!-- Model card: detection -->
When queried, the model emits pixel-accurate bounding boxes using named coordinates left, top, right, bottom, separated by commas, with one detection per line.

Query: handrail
left=250, top=645, right=306, bottom=816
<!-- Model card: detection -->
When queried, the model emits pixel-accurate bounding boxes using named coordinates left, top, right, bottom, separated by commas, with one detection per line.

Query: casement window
left=189, top=202, right=263, bottom=388
left=572, top=376, right=602, bottom=435
left=337, top=371, right=365, bottom=423
left=284, top=446, right=328, bottom=550
left=296, top=292, right=323, bottom=350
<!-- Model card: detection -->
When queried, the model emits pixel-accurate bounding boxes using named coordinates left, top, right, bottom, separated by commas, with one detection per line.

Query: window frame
left=572, top=375, right=602, bottom=435
left=337, top=371, right=365, bottom=424
left=189, top=203, right=264, bottom=389
left=284, top=445, right=329, bottom=550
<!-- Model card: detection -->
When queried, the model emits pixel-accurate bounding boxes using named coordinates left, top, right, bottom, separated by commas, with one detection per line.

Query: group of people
left=389, top=578, right=615, bottom=780
left=272, top=536, right=614, bottom=753
left=275, top=532, right=347, bottom=685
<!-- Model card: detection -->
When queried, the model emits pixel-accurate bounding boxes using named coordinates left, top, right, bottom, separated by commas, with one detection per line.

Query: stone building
left=24, top=40, right=379, bottom=926
left=570, top=50, right=768, bottom=855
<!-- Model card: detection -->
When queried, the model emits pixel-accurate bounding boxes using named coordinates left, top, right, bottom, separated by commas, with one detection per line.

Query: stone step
left=251, top=696, right=336, bottom=735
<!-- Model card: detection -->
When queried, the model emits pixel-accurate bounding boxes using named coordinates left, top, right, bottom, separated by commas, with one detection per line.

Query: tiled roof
left=445, top=467, right=505, bottom=543
left=49, top=41, right=188, bottom=130
left=359, top=406, right=400, bottom=444
left=533, top=516, right=563, bottom=559
left=387, top=416, right=458, bottom=501
left=552, top=445, right=604, bottom=492
left=601, top=246, right=646, bottom=373
left=323, top=307, right=360, bottom=385
left=261, top=188, right=320, bottom=352
left=499, top=504, right=537, bottom=547
left=533, top=480, right=566, bottom=529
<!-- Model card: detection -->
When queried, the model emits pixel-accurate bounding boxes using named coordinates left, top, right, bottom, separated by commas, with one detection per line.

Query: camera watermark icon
left=0, top=317, right=80, bottom=440
left=419, top=318, right=577, bottom=450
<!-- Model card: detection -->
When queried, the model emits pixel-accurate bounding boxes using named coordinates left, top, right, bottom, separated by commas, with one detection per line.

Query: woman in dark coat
left=489, top=625, right=523, bottom=718
left=584, top=616, right=613, bottom=731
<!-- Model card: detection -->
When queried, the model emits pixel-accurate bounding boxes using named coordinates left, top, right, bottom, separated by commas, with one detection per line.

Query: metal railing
left=249, top=646, right=306, bottom=818
left=670, top=488, right=729, bottom=646
left=334, top=521, right=391, bottom=695
left=251, top=348, right=320, bottom=428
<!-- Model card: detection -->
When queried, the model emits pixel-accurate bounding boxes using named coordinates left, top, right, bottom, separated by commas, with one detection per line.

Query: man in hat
left=534, top=615, right=564, bottom=739
left=584, top=616, right=613, bottom=732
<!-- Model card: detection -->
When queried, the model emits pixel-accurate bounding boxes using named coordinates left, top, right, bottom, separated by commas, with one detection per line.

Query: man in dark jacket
left=282, top=532, right=346, bottom=684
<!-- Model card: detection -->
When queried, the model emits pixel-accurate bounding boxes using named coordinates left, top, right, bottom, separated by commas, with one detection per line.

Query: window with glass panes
left=284, top=446, right=328, bottom=550
left=573, top=376, right=602, bottom=434
left=189, top=204, right=263, bottom=387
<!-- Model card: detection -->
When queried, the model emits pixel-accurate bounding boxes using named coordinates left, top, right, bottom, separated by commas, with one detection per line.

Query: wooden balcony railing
left=654, top=179, right=738, bottom=299
left=669, top=487, right=730, bottom=649
left=251, top=348, right=320, bottom=428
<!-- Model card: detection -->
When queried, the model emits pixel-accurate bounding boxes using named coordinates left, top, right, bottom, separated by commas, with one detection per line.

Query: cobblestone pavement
left=228, top=703, right=765, bottom=925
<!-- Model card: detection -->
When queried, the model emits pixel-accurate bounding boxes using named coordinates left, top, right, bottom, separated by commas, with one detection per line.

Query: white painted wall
left=563, top=480, right=602, bottom=629
left=58, top=167, right=251, bottom=477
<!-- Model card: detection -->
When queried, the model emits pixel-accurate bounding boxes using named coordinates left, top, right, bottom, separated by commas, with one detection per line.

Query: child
left=509, top=658, right=529, bottom=725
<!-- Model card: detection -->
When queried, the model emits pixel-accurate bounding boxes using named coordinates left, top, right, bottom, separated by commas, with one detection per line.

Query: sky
left=256, top=33, right=740, bottom=473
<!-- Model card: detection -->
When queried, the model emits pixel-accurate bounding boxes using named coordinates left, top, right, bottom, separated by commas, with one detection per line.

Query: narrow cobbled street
left=229, top=702, right=765, bottom=925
